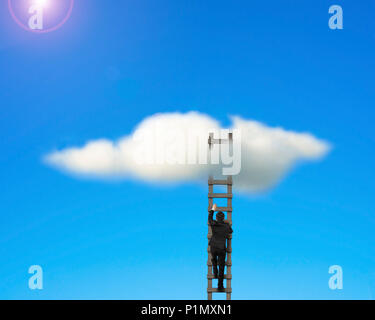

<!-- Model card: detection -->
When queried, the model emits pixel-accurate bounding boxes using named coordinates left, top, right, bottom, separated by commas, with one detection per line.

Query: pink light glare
left=8, top=0, right=74, bottom=33
left=33, top=0, right=49, bottom=8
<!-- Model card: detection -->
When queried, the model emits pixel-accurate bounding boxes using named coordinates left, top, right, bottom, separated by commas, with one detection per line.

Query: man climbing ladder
left=208, top=203, right=233, bottom=290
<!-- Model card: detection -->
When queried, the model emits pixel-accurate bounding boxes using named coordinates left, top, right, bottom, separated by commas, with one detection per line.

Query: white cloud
left=231, top=116, right=330, bottom=191
left=44, top=112, right=331, bottom=193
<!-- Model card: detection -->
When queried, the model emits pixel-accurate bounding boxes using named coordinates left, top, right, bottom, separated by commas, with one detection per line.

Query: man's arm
left=227, top=225, right=233, bottom=238
left=208, top=203, right=217, bottom=226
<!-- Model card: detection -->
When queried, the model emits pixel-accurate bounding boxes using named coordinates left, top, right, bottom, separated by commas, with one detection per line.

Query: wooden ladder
left=207, top=132, right=233, bottom=300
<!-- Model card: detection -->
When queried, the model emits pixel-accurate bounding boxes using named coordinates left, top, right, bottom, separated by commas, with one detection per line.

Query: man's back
left=208, top=210, right=233, bottom=249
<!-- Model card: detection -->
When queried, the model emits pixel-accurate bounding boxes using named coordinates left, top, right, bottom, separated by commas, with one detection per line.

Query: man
left=208, top=203, right=233, bottom=291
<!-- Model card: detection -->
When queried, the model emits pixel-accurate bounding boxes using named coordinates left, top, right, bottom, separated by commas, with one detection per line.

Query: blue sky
left=0, top=0, right=375, bottom=299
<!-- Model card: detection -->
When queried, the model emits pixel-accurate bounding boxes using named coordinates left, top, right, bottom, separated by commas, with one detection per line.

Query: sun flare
left=33, top=0, right=49, bottom=7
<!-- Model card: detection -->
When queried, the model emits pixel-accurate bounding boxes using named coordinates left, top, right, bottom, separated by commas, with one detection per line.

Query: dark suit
left=208, top=210, right=233, bottom=287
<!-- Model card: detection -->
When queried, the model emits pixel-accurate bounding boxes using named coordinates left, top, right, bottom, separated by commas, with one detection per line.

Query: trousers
left=210, top=245, right=226, bottom=287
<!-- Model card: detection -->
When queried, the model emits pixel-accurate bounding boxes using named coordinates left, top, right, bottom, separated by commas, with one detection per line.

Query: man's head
left=216, top=211, right=225, bottom=222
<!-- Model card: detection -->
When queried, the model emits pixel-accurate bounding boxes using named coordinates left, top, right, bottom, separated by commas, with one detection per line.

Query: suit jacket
left=208, top=210, right=233, bottom=250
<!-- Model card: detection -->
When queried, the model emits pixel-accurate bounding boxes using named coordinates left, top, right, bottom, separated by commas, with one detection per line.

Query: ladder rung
left=208, top=138, right=231, bottom=145
left=207, top=261, right=232, bottom=267
left=207, top=274, right=232, bottom=280
left=208, top=207, right=232, bottom=212
left=207, top=220, right=232, bottom=226
left=208, top=179, right=232, bottom=186
left=208, top=234, right=232, bottom=239
left=207, top=288, right=232, bottom=293
left=208, top=193, right=232, bottom=198
left=207, top=247, right=232, bottom=253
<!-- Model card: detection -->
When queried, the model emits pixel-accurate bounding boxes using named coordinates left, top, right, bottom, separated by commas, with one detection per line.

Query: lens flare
left=8, top=0, right=74, bottom=33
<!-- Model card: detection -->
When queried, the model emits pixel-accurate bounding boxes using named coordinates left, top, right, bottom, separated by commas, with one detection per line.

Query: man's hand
left=212, top=203, right=217, bottom=211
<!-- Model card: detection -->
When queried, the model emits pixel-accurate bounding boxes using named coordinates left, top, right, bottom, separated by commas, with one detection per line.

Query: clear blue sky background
left=0, top=0, right=374, bottom=299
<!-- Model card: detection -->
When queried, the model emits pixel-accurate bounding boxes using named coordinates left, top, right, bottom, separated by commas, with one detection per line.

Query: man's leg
left=210, top=246, right=218, bottom=278
left=217, top=249, right=226, bottom=290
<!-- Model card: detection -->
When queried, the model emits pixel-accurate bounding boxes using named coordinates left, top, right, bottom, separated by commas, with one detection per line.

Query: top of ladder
left=208, top=132, right=233, bottom=148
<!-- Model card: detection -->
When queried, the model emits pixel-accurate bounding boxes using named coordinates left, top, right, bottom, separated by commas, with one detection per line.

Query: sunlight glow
left=34, top=0, right=49, bottom=7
